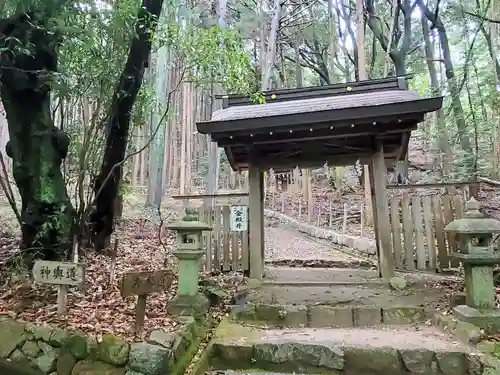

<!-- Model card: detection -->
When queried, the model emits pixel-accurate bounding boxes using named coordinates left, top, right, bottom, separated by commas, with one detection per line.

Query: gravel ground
left=265, top=226, right=363, bottom=262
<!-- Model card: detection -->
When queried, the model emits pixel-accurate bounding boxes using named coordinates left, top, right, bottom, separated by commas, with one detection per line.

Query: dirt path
left=264, top=225, right=366, bottom=263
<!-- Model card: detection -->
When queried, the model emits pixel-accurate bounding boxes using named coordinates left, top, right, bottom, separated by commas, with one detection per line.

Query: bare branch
left=0, top=153, right=21, bottom=223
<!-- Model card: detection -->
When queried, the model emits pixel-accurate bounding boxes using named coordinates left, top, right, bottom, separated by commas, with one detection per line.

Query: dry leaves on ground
left=0, top=216, right=246, bottom=342
left=0, top=219, right=182, bottom=341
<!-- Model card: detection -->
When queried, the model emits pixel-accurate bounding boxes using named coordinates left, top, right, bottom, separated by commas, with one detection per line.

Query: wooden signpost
left=32, top=260, right=85, bottom=316
left=120, top=269, right=174, bottom=333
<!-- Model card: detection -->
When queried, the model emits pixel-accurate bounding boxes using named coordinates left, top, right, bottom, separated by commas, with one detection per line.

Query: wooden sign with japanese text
left=120, top=269, right=174, bottom=298
left=120, top=269, right=174, bottom=334
left=33, top=260, right=85, bottom=286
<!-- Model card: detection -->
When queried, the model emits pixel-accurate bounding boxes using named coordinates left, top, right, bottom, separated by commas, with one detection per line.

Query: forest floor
left=0, top=178, right=498, bottom=341
left=0, top=189, right=374, bottom=342
left=0, top=194, right=244, bottom=341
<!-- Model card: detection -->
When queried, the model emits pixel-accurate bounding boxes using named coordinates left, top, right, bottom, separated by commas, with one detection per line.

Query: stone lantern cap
left=444, top=197, right=500, bottom=234
left=166, top=206, right=213, bottom=232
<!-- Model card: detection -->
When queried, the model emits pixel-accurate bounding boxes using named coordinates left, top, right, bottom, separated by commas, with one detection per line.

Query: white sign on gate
left=230, top=205, right=248, bottom=232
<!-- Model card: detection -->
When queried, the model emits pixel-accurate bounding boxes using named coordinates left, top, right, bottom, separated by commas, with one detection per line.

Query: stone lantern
left=445, top=197, right=500, bottom=330
left=166, top=206, right=212, bottom=316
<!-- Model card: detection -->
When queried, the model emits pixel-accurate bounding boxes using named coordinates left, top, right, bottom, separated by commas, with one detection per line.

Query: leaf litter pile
left=0, top=218, right=245, bottom=342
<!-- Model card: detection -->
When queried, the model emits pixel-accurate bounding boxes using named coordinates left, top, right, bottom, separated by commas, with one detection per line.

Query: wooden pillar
left=370, top=140, right=395, bottom=280
left=248, top=164, right=265, bottom=279
left=368, top=163, right=382, bottom=277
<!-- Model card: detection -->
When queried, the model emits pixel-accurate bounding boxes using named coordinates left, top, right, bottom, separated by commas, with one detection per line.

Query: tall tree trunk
left=355, top=0, right=373, bottom=225
left=477, top=0, right=500, bottom=82
left=146, top=28, right=171, bottom=209
left=421, top=16, right=452, bottom=175
left=0, top=10, right=75, bottom=266
left=261, top=0, right=282, bottom=91
left=418, top=0, right=474, bottom=174
left=91, top=0, right=164, bottom=252
left=327, top=0, right=338, bottom=84
left=206, top=0, right=227, bottom=204
left=366, top=0, right=413, bottom=181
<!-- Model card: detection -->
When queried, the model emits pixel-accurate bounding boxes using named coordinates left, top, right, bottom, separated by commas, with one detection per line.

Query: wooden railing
left=172, top=193, right=249, bottom=273
left=389, top=193, right=465, bottom=271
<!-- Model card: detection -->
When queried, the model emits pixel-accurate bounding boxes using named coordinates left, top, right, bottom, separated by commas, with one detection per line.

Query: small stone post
left=166, top=206, right=212, bottom=316
left=445, top=197, right=500, bottom=331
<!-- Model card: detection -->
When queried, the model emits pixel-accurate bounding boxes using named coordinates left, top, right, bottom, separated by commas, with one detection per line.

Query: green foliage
left=55, top=1, right=137, bottom=101
left=159, top=22, right=254, bottom=95
left=250, top=91, right=267, bottom=104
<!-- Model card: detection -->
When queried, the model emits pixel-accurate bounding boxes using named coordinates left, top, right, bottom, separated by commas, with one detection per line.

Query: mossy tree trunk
left=90, top=0, right=164, bottom=252
left=0, top=11, right=75, bottom=265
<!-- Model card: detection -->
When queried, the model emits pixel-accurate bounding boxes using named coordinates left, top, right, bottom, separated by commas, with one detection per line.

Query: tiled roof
left=210, top=90, right=421, bottom=122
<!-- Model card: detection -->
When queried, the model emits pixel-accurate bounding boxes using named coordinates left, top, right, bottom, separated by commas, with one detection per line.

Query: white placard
left=33, top=260, right=85, bottom=286
left=230, top=205, right=248, bottom=232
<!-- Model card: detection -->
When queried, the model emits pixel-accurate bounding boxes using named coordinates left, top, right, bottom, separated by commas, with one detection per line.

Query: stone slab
left=382, top=307, right=428, bottom=325
left=254, top=304, right=308, bottom=328
left=432, top=313, right=484, bottom=345
left=211, top=320, right=471, bottom=374
left=308, top=306, right=353, bottom=328
left=263, top=267, right=383, bottom=285
left=353, top=307, right=382, bottom=326
left=453, top=305, right=500, bottom=333
left=246, top=269, right=453, bottom=308
left=214, top=321, right=467, bottom=352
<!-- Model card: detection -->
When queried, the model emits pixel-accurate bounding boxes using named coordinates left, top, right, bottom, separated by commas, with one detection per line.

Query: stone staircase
left=208, top=320, right=477, bottom=375
left=189, top=264, right=500, bottom=375
left=193, top=294, right=500, bottom=375
left=198, top=314, right=500, bottom=375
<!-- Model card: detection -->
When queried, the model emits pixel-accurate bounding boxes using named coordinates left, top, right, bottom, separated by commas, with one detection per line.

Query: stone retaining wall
left=264, top=209, right=377, bottom=255
left=0, top=316, right=206, bottom=375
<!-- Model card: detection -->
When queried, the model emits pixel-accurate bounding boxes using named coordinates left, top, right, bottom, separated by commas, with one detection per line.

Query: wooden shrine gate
left=388, top=183, right=477, bottom=272
left=173, top=193, right=249, bottom=274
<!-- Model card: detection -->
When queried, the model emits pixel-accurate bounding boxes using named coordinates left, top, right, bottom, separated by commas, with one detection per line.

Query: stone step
left=207, top=372, right=316, bottom=375
left=239, top=267, right=454, bottom=312
left=207, top=372, right=411, bottom=375
left=208, top=320, right=490, bottom=375
left=232, top=303, right=430, bottom=328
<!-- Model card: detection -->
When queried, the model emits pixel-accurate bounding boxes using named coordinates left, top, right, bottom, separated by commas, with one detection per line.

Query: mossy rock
left=97, top=334, right=130, bottom=366
left=71, top=360, right=125, bottom=375
left=37, top=342, right=57, bottom=356
left=10, top=349, right=29, bottom=362
left=343, top=347, right=402, bottom=373
left=21, top=340, right=41, bottom=358
left=47, top=328, right=68, bottom=347
left=0, top=319, right=26, bottom=358
left=253, top=342, right=344, bottom=371
left=0, top=358, right=44, bottom=375
left=30, top=325, right=53, bottom=342
left=62, top=334, right=88, bottom=360
left=128, top=343, right=171, bottom=375
left=35, top=351, right=58, bottom=374
left=56, top=351, right=77, bottom=375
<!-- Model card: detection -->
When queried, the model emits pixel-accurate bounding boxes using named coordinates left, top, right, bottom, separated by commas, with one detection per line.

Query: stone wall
left=264, top=209, right=377, bottom=256
left=0, top=316, right=206, bottom=375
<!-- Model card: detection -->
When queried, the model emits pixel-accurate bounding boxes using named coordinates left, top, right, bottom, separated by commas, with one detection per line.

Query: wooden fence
left=172, top=193, right=250, bottom=274
left=389, top=193, right=465, bottom=272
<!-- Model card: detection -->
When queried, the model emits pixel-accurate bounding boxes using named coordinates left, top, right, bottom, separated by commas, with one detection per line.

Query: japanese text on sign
left=230, top=205, right=248, bottom=232
left=120, top=269, right=174, bottom=297
left=32, top=261, right=85, bottom=286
